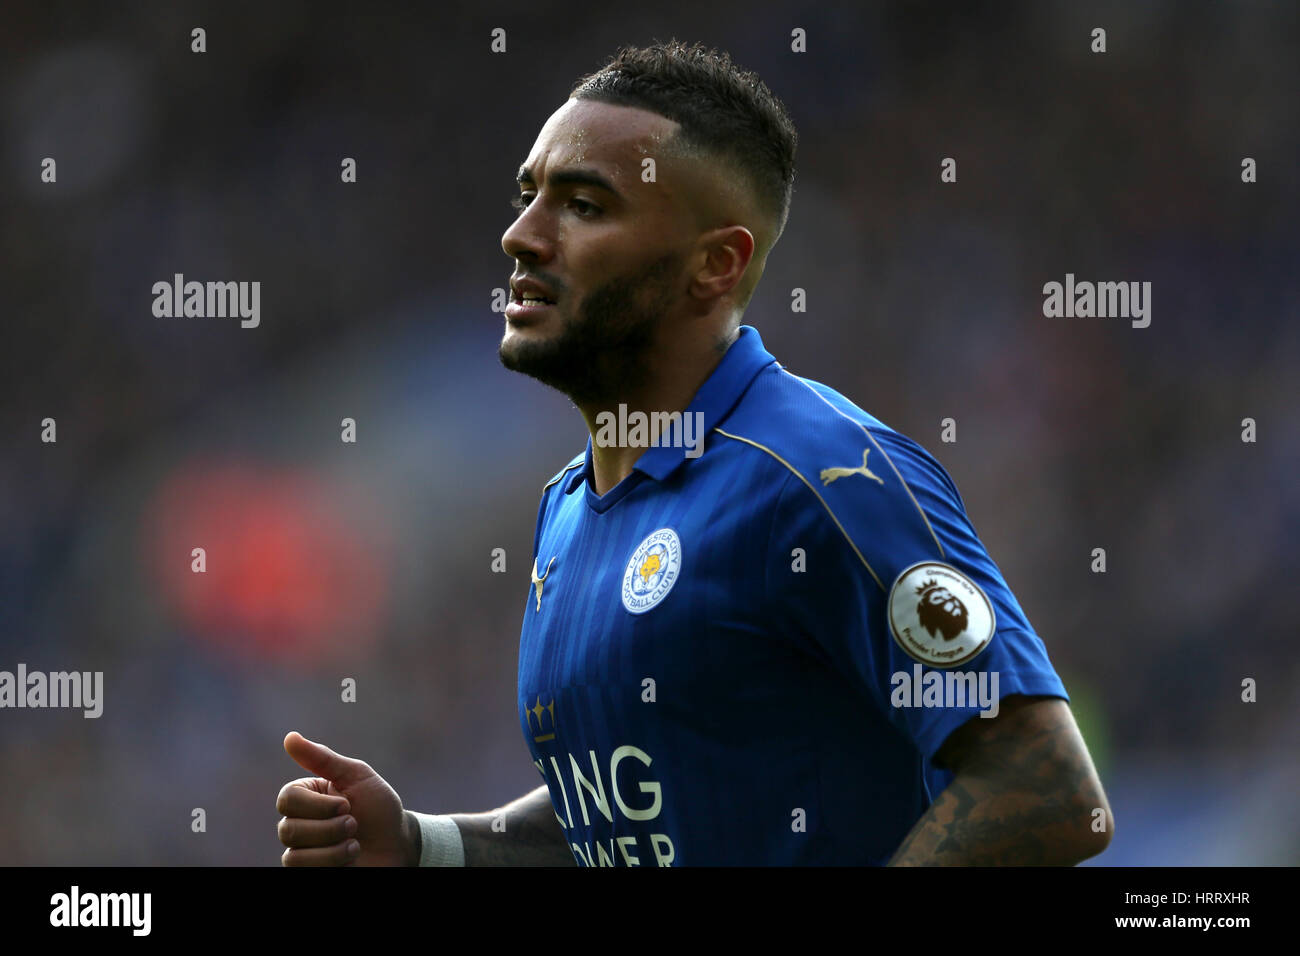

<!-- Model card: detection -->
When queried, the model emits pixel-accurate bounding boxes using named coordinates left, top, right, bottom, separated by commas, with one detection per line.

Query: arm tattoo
left=454, top=786, right=576, bottom=866
left=887, top=695, right=1111, bottom=866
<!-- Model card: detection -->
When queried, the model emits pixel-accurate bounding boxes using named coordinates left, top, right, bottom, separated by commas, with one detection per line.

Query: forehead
left=523, top=98, right=680, bottom=179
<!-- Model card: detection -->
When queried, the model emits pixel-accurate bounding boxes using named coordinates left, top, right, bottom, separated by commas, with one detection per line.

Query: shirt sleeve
left=765, top=425, right=1068, bottom=767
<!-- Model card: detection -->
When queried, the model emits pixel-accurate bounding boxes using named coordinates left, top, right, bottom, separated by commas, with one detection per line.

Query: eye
left=510, top=194, right=601, bottom=218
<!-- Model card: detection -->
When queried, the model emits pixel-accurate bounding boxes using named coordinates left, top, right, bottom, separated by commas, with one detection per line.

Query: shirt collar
left=564, top=324, right=777, bottom=493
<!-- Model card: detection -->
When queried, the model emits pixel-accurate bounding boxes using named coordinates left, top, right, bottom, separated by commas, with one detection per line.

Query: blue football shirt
left=516, top=324, right=1068, bottom=865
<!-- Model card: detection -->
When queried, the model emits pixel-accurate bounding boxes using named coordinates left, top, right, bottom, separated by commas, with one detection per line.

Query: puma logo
left=819, top=448, right=885, bottom=486
left=531, top=555, right=557, bottom=611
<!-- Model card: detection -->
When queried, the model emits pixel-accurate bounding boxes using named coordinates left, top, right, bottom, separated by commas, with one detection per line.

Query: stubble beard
left=498, top=251, right=684, bottom=407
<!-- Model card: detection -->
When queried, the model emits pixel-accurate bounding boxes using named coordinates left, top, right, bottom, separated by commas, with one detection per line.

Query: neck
left=578, top=323, right=738, bottom=496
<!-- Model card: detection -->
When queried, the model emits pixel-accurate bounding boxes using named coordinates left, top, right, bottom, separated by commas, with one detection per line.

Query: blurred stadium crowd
left=1, top=1, right=1295, bottom=864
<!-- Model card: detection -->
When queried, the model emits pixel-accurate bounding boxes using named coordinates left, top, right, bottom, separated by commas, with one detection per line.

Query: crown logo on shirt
left=527, top=694, right=556, bottom=743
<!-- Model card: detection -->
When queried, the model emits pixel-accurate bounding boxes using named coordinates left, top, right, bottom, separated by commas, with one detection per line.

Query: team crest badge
left=887, top=561, right=995, bottom=668
left=622, top=528, right=682, bottom=614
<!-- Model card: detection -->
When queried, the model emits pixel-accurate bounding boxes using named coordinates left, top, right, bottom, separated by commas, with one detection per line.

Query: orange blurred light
left=143, top=460, right=390, bottom=668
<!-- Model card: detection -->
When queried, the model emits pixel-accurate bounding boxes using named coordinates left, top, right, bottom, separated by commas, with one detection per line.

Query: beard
left=499, top=251, right=684, bottom=406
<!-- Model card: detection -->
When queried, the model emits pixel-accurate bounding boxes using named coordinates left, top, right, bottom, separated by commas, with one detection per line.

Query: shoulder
left=715, top=367, right=969, bottom=588
left=532, top=450, right=585, bottom=541
left=715, top=365, right=959, bottom=514
left=540, top=450, right=586, bottom=496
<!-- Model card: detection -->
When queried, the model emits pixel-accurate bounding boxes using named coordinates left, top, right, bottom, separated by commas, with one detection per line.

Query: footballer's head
left=499, top=39, right=797, bottom=405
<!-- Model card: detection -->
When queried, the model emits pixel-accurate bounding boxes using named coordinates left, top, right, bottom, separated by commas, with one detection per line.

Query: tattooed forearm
left=448, top=786, right=576, bottom=866
left=887, top=696, right=1112, bottom=866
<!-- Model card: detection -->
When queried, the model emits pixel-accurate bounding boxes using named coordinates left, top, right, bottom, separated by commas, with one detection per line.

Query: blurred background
left=1, top=0, right=1295, bottom=865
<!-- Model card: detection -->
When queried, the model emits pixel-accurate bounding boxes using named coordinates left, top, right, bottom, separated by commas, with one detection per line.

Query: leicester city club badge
left=622, top=528, right=682, bottom=614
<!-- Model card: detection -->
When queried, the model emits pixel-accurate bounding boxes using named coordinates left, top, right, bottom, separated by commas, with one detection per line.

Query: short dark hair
left=570, top=39, right=798, bottom=246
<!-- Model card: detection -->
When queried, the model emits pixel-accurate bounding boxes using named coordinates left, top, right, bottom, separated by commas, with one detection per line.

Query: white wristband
left=411, top=812, right=466, bottom=867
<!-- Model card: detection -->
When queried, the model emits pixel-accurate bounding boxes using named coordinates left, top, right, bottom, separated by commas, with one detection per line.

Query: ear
left=690, top=225, right=755, bottom=301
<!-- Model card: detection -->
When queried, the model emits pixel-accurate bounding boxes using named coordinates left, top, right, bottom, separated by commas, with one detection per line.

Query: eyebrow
left=516, top=164, right=623, bottom=200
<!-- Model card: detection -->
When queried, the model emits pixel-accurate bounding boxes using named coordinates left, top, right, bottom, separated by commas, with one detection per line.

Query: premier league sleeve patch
left=887, top=561, right=996, bottom=668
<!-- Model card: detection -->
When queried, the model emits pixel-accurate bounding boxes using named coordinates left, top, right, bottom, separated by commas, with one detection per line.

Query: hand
left=276, top=731, right=418, bottom=866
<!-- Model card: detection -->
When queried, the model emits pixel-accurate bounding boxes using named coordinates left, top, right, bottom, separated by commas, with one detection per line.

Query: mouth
left=505, top=292, right=558, bottom=322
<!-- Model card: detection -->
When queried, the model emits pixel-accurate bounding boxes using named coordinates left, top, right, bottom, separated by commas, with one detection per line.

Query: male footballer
left=276, top=40, right=1112, bottom=866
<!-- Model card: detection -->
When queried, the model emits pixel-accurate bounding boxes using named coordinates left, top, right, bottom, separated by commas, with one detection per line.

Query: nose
left=501, top=201, right=554, bottom=264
